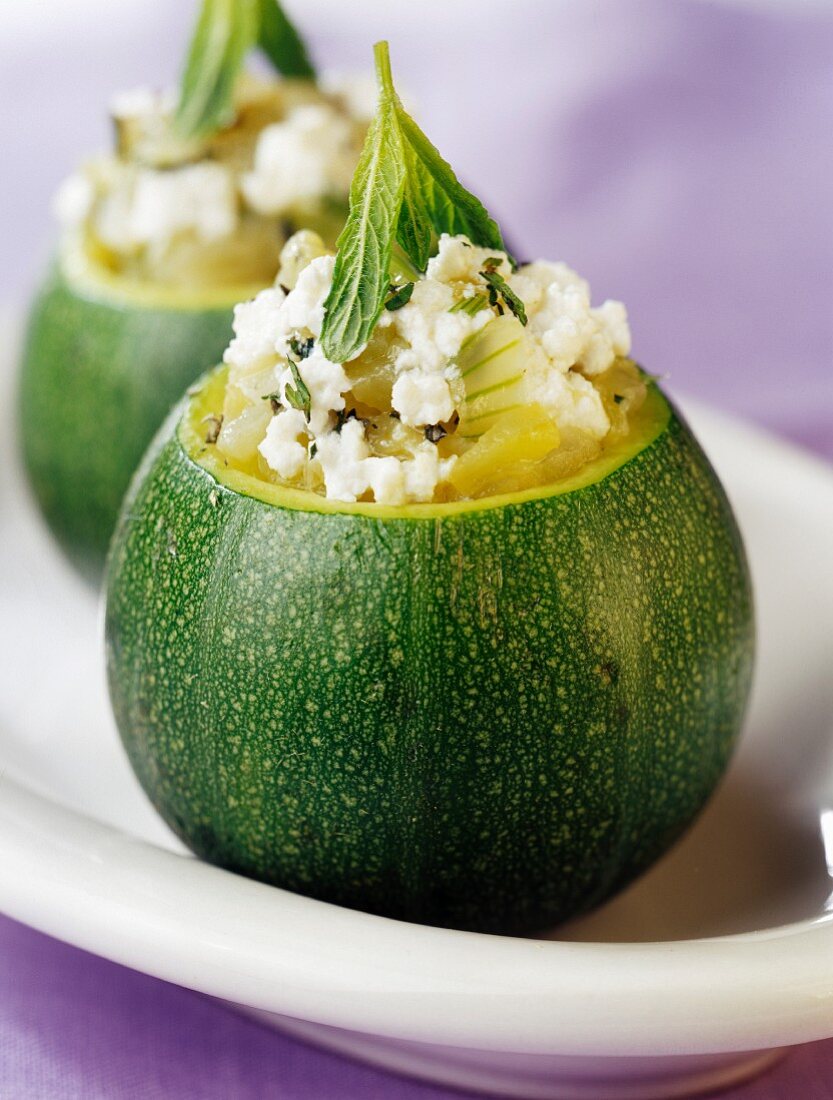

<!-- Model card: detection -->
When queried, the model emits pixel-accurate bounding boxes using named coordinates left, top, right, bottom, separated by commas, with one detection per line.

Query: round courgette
left=18, top=261, right=261, bottom=576
left=105, top=367, right=754, bottom=934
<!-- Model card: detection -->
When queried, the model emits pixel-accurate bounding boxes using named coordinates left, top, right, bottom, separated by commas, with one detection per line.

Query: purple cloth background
left=2, top=913, right=833, bottom=1100
left=1, top=1, right=832, bottom=1097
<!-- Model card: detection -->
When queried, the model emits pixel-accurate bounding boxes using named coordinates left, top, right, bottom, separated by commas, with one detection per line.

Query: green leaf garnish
left=321, top=41, right=509, bottom=363
left=176, top=0, right=316, bottom=140
left=396, top=145, right=435, bottom=271
left=319, top=48, right=406, bottom=364
left=385, top=282, right=415, bottom=311
left=256, top=0, right=316, bottom=79
left=285, top=360, right=312, bottom=419
left=480, top=268, right=528, bottom=325
left=394, top=111, right=505, bottom=254
left=176, top=0, right=258, bottom=139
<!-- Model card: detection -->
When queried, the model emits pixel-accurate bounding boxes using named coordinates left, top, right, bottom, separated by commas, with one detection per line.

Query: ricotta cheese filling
left=213, top=232, right=641, bottom=505
left=54, top=77, right=368, bottom=286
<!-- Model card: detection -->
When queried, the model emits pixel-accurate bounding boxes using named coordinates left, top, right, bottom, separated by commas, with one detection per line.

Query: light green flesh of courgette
left=181, top=366, right=672, bottom=519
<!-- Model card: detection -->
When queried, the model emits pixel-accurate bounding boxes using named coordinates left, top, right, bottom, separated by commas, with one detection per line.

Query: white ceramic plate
left=1, top=308, right=833, bottom=1100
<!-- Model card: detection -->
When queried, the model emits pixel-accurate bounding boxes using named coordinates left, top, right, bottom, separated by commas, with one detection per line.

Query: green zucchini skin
left=105, top=394, right=754, bottom=934
left=18, top=266, right=236, bottom=577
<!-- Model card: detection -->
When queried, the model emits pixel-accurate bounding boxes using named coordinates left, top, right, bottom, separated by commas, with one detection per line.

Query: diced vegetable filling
left=207, top=232, right=647, bottom=503
left=53, top=76, right=370, bottom=289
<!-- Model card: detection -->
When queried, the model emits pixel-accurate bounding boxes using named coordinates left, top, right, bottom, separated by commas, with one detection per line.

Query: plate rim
left=2, top=771, right=833, bottom=1058
left=2, top=396, right=833, bottom=1059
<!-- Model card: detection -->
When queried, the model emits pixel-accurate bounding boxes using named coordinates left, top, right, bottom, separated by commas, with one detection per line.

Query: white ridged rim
left=1, top=772, right=833, bottom=1057
left=3, top=293, right=833, bottom=1061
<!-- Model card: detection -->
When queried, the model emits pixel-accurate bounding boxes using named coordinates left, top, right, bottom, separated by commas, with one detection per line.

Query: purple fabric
left=3, top=0, right=832, bottom=458
left=2, top=912, right=833, bottom=1100
left=0, top=915, right=450, bottom=1100
left=1, top=1, right=832, bottom=1097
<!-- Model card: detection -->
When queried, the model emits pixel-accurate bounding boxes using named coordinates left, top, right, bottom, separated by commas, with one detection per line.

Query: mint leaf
left=176, top=0, right=258, bottom=139
left=373, top=44, right=506, bottom=259
left=395, top=109, right=507, bottom=256
left=176, top=0, right=315, bottom=140
left=321, top=41, right=510, bottom=362
left=396, top=143, right=434, bottom=271
left=320, top=45, right=406, bottom=362
left=257, top=0, right=316, bottom=79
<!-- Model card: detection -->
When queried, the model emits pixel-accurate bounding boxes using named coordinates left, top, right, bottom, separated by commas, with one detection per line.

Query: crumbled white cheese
left=368, top=446, right=457, bottom=506
left=259, top=408, right=309, bottom=480
left=93, top=163, right=238, bottom=253
left=93, top=183, right=135, bottom=252
left=392, top=370, right=455, bottom=428
left=312, top=419, right=455, bottom=505
left=221, top=230, right=632, bottom=504
left=526, top=367, right=610, bottom=438
left=404, top=448, right=457, bottom=502
left=276, top=254, right=336, bottom=345
left=241, top=105, right=356, bottom=216
left=510, top=259, right=629, bottom=380
left=593, top=299, right=631, bottom=358
left=56, top=78, right=366, bottom=266
left=390, top=277, right=490, bottom=377
left=314, top=418, right=372, bottom=502
left=225, top=287, right=287, bottom=370
left=226, top=263, right=347, bottom=435
left=426, top=234, right=512, bottom=285
left=366, top=457, right=405, bottom=504
left=226, top=255, right=335, bottom=366
left=130, top=164, right=237, bottom=247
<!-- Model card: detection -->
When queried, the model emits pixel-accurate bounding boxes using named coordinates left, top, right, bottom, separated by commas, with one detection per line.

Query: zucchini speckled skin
left=105, top=377, right=754, bottom=934
left=18, top=265, right=238, bottom=577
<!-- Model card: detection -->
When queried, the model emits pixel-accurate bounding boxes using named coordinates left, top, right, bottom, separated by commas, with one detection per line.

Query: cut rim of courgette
left=182, top=365, right=671, bottom=519
left=59, top=237, right=269, bottom=312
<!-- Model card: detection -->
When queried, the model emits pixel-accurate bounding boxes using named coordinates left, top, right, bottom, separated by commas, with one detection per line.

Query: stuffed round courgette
left=19, top=1, right=366, bottom=574
left=105, top=42, right=754, bottom=934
